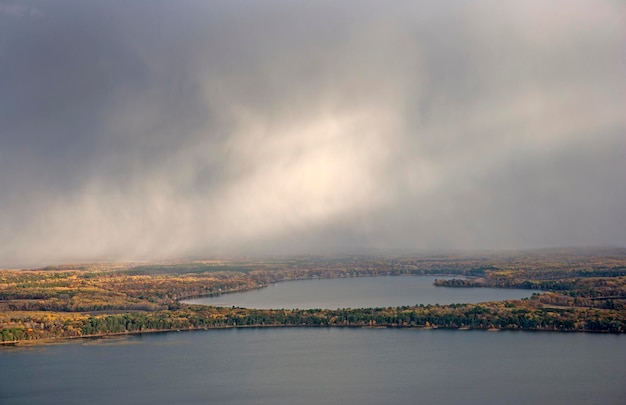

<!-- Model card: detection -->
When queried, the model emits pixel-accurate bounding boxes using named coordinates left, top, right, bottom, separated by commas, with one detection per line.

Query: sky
left=1, top=0, right=625, bottom=267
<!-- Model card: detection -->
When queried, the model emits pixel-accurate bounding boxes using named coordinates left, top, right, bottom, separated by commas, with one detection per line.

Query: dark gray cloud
left=1, top=0, right=624, bottom=267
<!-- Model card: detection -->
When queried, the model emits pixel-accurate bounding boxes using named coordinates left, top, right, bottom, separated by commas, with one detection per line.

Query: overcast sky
left=1, top=0, right=625, bottom=267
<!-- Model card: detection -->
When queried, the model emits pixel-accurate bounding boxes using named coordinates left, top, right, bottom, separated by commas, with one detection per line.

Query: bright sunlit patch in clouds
left=210, top=108, right=400, bottom=243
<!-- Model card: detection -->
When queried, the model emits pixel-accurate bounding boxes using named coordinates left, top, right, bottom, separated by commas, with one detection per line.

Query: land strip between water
left=2, top=249, right=626, bottom=345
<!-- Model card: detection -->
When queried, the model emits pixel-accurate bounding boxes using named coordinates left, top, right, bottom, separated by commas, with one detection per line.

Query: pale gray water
left=183, top=276, right=537, bottom=308
left=2, top=277, right=620, bottom=404
left=1, top=328, right=624, bottom=405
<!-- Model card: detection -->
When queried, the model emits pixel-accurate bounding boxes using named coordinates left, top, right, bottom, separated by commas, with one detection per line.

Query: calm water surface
left=1, top=328, right=624, bottom=405
left=183, top=276, right=538, bottom=308
left=3, top=277, right=622, bottom=404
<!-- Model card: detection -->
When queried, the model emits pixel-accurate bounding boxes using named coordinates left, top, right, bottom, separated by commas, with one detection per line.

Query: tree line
left=3, top=300, right=625, bottom=343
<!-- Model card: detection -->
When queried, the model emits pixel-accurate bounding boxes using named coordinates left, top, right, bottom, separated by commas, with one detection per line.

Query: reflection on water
left=81, top=336, right=140, bottom=347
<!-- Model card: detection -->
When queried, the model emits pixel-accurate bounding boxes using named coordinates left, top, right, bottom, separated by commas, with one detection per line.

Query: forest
left=2, top=248, right=626, bottom=344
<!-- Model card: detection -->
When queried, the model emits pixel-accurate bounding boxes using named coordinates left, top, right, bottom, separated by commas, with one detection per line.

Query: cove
left=182, top=275, right=537, bottom=309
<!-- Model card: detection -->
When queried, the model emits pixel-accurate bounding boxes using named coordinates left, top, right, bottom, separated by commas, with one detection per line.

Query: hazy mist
left=1, top=0, right=625, bottom=267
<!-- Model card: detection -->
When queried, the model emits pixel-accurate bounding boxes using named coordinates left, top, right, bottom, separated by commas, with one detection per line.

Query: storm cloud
left=1, top=0, right=625, bottom=266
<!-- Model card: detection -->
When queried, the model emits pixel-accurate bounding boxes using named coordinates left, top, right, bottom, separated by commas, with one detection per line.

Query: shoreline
left=2, top=322, right=622, bottom=348
left=3, top=254, right=625, bottom=346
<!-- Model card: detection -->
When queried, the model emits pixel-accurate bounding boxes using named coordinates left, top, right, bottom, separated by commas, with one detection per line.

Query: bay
left=182, top=275, right=537, bottom=309
left=1, top=328, right=624, bottom=405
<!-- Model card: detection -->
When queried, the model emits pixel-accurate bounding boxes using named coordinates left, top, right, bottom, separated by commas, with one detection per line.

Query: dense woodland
left=2, top=248, right=626, bottom=344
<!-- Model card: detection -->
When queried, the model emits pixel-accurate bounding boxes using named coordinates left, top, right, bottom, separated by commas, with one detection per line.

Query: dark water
left=183, top=276, right=538, bottom=308
left=1, top=328, right=624, bottom=405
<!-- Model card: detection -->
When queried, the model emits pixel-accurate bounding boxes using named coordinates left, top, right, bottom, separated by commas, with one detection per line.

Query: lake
left=1, top=328, right=624, bottom=404
left=2, top=276, right=623, bottom=404
left=182, top=275, right=537, bottom=308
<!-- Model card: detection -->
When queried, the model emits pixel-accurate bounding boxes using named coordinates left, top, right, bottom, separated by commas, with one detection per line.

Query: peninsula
left=2, top=248, right=626, bottom=345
